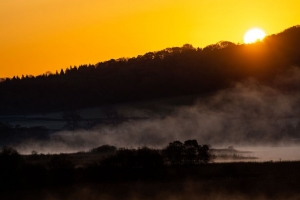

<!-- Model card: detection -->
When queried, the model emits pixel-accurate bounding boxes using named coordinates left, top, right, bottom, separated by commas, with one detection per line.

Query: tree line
left=0, top=26, right=300, bottom=115
left=0, top=139, right=210, bottom=188
left=0, top=121, right=49, bottom=146
left=99, top=140, right=210, bottom=168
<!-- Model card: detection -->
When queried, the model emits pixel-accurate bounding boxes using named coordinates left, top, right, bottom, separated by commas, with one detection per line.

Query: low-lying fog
left=212, top=146, right=300, bottom=162
left=239, top=146, right=300, bottom=162
left=14, top=67, right=300, bottom=162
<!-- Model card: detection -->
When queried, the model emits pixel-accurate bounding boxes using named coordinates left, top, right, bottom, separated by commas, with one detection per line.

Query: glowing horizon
left=1, top=0, right=300, bottom=78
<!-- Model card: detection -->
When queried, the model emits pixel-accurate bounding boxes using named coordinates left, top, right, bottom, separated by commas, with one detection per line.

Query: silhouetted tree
left=184, top=140, right=199, bottom=165
left=163, top=140, right=211, bottom=165
left=162, top=141, right=185, bottom=165
left=198, top=144, right=211, bottom=164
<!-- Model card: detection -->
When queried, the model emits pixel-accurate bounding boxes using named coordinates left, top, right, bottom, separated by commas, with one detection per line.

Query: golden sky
left=1, top=0, right=299, bottom=78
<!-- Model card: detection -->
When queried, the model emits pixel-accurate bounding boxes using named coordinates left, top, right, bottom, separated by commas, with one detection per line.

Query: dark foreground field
left=1, top=159, right=300, bottom=200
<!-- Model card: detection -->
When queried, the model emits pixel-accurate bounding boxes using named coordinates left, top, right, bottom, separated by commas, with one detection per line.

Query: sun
left=244, top=28, right=266, bottom=44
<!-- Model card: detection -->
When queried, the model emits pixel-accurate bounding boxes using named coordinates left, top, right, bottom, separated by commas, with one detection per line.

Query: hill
left=1, top=25, right=300, bottom=115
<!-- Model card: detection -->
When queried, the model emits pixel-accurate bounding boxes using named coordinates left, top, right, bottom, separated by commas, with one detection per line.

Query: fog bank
left=15, top=67, right=300, bottom=161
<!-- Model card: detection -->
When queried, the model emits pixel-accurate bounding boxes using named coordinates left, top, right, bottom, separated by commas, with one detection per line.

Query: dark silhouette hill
left=1, top=25, right=300, bottom=115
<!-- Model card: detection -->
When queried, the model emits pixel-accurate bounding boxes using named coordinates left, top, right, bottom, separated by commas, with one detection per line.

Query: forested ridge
left=1, top=26, right=300, bottom=115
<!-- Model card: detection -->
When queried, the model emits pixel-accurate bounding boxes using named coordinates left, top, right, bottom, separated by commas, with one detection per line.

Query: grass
left=1, top=151, right=300, bottom=199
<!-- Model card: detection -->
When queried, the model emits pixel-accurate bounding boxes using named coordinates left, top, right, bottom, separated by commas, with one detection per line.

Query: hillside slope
left=1, top=26, right=300, bottom=115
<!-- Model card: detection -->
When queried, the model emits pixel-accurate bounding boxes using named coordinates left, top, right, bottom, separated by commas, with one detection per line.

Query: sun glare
left=244, top=28, right=266, bottom=44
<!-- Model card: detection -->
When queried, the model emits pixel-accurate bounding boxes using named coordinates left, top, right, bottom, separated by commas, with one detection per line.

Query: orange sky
left=1, top=0, right=299, bottom=78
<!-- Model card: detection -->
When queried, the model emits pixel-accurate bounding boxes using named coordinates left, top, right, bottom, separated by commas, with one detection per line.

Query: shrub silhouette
left=101, top=147, right=163, bottom=169
left=135, top=147, right=164, bottom=168
left=47, top=154, right=74, bottom=170
left=90, top=145, right=117, bottom=154
left=101, top=148, right=136, bottom=168
left=0, top=146, right=24, bottom=172
left=0, top=146, right=24, bottom=188
left=47, top=154, right=75, bottom=185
